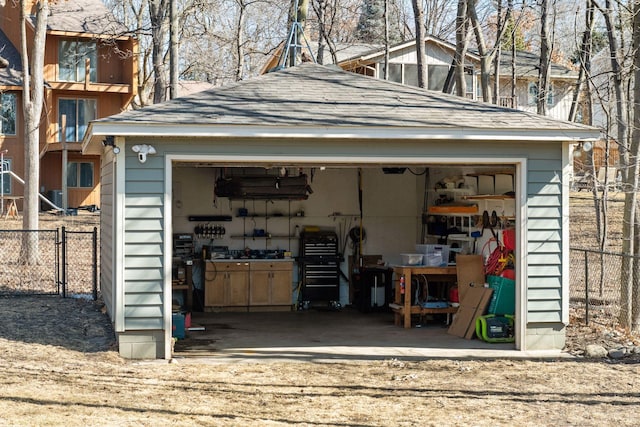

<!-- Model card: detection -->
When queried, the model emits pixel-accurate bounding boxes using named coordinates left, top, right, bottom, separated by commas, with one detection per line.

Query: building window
left=1, top=158, right=11, bottom=195
left=402, top=64, right=417, bottom=87
left=67, top=162, right=94, bottom=188
left=427, top=65, right=449, bottom=92
left=1, top=93, right=17, bottom=135
left=385, top=63, right=402, bottom=84
left=528, top=82, right=554, bottom=106
left=58, top=98, right=97, bottom=142
left=527, top=82, right=538, bottom=105
left=59, top=40, right=97, bottom=82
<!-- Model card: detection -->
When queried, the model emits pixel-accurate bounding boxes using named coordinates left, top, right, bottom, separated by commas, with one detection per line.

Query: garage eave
left=84, top=121, right=601, bottom=153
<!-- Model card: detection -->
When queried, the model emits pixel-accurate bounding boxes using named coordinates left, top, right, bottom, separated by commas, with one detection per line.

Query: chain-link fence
left=61, top=227, right=98, bottom=298
left=569, top=247, right=638, bottom=327
left=0, top=229, right=60, bottom=295
left=0, top=227, right=97, bottom=297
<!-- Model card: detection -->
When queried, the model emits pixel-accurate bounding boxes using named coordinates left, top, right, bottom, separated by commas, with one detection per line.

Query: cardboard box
left=448, top=285, right=493, bottom=339
left=455, top=254, right=485, bottom=301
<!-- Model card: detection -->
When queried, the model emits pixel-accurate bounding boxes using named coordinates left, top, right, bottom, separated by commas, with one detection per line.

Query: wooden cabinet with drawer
left=204, top=260, right=293, bottom=311
left=204, top=261, right=250, bottom=308
left=249, top=261, right=293, bottom=307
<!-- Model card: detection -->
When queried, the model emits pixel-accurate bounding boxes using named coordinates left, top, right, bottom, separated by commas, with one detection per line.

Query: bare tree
left=452, top=0, right=468, bottom=97
left=410, top=0, right=426, bottom=88
left=424, top=0, right=457, bottom=39
left=537, top=0, right=552, bottom=116
left=467, top=0, right=512, bottom=104
left=594, top=0, right=628, bottom=179
left=169, top=0, right=178, bottom=98
left=235, top=0, right=247, bottom=80
left=149, top=0, right=169, bottom=103
left=620, top=0, right=640, bottom=332
left=19, top=0, right=49, bottom=263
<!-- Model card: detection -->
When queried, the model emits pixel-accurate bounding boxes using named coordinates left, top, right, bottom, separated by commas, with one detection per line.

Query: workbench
left=390, top=265, right=458, bottom=328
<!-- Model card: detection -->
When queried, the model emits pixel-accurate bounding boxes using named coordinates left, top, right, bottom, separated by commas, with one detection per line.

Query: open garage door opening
left=169, top=161, right=519, bottom=356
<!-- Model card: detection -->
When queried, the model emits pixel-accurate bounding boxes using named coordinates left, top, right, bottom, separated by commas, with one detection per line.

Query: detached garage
left=82, top=63, right=599, bottom=359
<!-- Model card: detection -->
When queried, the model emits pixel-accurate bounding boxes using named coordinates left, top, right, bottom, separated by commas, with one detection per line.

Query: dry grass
left=0, top=196, right=639, bottom=426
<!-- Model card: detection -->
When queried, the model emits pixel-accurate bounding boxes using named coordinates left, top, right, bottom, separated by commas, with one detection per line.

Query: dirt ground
left=0, top=196, right=639, bottom=426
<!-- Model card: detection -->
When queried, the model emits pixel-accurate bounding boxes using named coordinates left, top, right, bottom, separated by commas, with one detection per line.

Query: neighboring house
left=262, top=36, right=579, bottom=123
left=0, top=0, right=137, bottom=211
left=82, top=63, right=598, bottom=359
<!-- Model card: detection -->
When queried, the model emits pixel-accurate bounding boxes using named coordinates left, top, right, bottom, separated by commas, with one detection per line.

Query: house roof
left=85, top=63, right=599, bottom=152
left=497, top=50, right=577, bottom=80
left=46, top=0, right=129, bottom=36
left=0, top=29, right=22, bottom=88
left=260, top=41, right=382, bottom=74
left=339, top=36, right=577, bottom=79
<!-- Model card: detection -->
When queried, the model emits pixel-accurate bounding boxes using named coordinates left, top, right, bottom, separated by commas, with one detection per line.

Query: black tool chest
left=298, top=231, right=341, bottom=308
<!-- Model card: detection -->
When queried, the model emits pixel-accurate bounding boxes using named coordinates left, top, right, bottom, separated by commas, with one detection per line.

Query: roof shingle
left=47, top=0, right=128, bottom=35
left=99, top=63, right=593, bottom=133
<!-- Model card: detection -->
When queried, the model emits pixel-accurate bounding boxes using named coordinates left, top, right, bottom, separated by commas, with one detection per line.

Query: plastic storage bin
left=400, top=253, right=423, bottom=265
left=415, top=244, right=450, bottom=266
left=486, top=275, right=515, bottom=315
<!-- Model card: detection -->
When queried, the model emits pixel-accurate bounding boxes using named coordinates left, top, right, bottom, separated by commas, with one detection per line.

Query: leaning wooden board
left=447, top=285, right=493, bottom=339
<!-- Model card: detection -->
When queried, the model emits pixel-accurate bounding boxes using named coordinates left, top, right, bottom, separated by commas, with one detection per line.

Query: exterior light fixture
left=102, top=136, right=120, bottom=154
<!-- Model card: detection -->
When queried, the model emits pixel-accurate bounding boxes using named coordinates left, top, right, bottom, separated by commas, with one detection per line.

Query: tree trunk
left=383, top=0, right=389, bottom=79
left=235, top=0, right=246, bottom=81
left=411, top=0, right=427, bottom=88
left=315, top=0, right=327, bottom=65
left=20, top=0, right=48, bottom=264
left=621, top=0, right=640, bottom=332
left=597, top=0, right=628, bottom=178
left=569, top=0, right=594, bottom=122
left=311, top=0, right=338, bottom=65
left=149, top=0, right=168, bottom=103
left=492, top=0, right=502, bottom=104
left=453, top=0, right=468, bottom=97
left=537, top=0, right=551, bottom=116
left=467, top=0, right=512, bottom=104
left=467, top=0, right=491, bottom=103
left=169, top=0, right=178, bottom=98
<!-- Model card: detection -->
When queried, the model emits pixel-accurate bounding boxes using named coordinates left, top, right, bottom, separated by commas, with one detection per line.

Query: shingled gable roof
left=85, top=63, right=598, bottom=151
left=46, top=0, right=128, bottom=36
left=338, top=36, right=577, bottom=80
left=0, top=29, right=22, bottom=87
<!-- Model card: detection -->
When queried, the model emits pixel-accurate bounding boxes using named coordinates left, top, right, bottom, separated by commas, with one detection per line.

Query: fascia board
left=85, top=121, right=601, bottom=144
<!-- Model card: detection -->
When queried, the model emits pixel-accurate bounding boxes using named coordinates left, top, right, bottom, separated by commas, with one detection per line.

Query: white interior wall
left=172, top=164, right=514, bottom=305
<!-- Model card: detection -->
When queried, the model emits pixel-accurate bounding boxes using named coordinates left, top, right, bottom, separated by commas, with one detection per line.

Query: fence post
left=92, top=226, right=98, bottom=301
left=61, top=226, right=67, bottom=298
left=584, top=250, right=589, bottom=325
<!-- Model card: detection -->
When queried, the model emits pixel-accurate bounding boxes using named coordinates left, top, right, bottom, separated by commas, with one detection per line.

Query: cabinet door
left=226, top=270, right=250, bottom=306
left=204, top=269, right=225, bottom=306
left=249, top=270, right=271, bottom=306
left=270, top=269, right=293, bottom=305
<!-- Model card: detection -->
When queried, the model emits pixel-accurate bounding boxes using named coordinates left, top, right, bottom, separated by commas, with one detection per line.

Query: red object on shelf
left=501, top=269, right=515, bottom=280
left=449, top=286, right=459, bottom=303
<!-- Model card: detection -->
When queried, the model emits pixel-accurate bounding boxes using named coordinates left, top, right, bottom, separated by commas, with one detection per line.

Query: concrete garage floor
left=173, top=307, right=565, bottom=362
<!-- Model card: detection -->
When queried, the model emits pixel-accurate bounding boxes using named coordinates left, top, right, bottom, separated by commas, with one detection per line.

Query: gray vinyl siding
left=99, top=154, right=114, bottom=317
left=123, top=151, right=165, bottom=331
left=526, top=155, right=564, bottom=324
left=118, top=135, right=568, bottom=345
